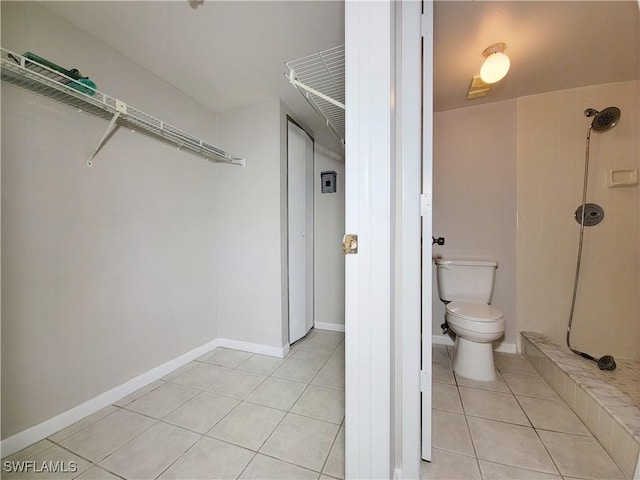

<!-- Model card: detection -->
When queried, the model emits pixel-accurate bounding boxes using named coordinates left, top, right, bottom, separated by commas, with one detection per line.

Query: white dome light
left=480, top=43, right=510, bottom=84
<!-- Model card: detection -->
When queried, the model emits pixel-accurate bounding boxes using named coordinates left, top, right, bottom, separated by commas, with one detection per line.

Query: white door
left=421, top=0, right=434, bottom=462
left=344, top=1, right=394, bottom=477
left=288, top=120, right=314, bottom=344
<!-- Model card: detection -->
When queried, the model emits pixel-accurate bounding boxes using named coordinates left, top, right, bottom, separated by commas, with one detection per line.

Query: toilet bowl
left=435, top=259, right=505, bottom=382
left=445, top=300, right=504, bottom=381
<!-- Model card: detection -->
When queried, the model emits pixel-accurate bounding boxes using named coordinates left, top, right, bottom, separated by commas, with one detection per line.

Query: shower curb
left=521, top=331, right=640, bottom=479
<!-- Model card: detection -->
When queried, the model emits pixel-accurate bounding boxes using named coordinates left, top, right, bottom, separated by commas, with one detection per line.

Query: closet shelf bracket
left=286, top=70, right=345, bottom=110
left=1, top=48, right=246, bottom=168
left=86, top=111, right=120, bottom=167
left=285, top=45, right=345, bottom=147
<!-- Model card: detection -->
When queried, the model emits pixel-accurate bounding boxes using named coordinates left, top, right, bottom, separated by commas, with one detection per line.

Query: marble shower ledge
left=521, top=331, right=640, bottom=443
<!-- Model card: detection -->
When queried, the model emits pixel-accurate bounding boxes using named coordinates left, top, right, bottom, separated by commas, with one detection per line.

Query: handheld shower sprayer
left=566, top=106, right=620, bottom=371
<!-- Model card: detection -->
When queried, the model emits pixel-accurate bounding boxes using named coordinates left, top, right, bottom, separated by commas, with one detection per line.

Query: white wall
left=432, top=99, right=518, bottom=349
left=216, top=100, right=287, bottom=349
left=1, top=0, right=347, bottom=447
left=1, top=2, right=222, bottom=439
left=517, top=81, right=639, bottom=359
left=314, top=144, right=345, bottom=328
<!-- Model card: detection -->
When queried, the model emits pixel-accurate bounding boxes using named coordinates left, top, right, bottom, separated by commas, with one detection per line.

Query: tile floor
left=5, top=338, right=628, bottom=480
left=421, top=345, right=627, bottom=480
left=3, top=329, right=345, bottom=480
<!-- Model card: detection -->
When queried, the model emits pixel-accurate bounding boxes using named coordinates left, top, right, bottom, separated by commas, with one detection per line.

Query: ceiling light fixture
left=479, top=43, right=510, bottom=84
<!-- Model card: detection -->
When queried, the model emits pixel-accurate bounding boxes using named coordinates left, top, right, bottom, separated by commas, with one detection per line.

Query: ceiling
left=41, top=1, right=638, bottom=141
left=41, top=1, right=345, bottom=147
left=434, top=1, right=639, bottom=112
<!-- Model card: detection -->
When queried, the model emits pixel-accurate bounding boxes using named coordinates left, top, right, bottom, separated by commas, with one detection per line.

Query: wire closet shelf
left=0, top=48, right=245, bottom=167
left=285, top=45, right=345, bottom=147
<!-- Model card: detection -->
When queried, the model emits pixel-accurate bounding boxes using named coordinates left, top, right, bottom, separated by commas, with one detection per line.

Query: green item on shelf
left=22, top=51, right=97, bottom=96
left=69, top=77, right=97, bottom=95
left=23, top=51, right=69, bottom=75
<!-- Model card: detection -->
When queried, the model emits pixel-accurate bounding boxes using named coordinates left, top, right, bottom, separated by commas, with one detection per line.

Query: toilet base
left=452, top=336, right=497, bottom=382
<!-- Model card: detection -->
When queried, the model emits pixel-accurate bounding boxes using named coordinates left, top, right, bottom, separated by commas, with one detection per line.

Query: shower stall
left=516, top=80, right=640, bottom=479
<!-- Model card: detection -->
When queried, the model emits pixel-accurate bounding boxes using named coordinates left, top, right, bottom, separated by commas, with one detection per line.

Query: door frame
left=399, top=0, right=425, bottom=476
left=286, top=116, right=314, bottom=344
left=420, top=0, right=434, bottom=463
left=345, top=1, right=427, bottom=478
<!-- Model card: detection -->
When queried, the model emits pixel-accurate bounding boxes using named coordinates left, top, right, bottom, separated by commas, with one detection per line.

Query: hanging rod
left=0, top=48, right=245, bottom=167
left=285, top=45, right=345, bottom=147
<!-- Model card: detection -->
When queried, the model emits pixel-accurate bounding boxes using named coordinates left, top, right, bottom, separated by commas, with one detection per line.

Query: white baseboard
left=494, top=340, right=518, bottom=354
left=314, top=322, right=345, bottom=333
left=217, top=338, right=289, bottom=358
left=432, top=334, right=455, bottom=346
left=0, top=336, right=287, bottom=457
left=432, top=334, right=517, bottom=353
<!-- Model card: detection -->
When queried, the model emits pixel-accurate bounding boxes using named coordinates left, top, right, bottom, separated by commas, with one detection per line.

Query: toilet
left=435, top=258, right=505, bottom=381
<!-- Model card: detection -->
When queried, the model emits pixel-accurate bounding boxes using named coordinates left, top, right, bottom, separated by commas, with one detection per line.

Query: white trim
left=0, top=337, right=288, bottom=457
left=397, top=1, right=423, bottom=478
left=421, top=0, right=435, bottom=463
left=432, top=335, right=518, bottom=354
left=314, top=322, right=345, bottom=333
left=345, top=1, right=393, bottom=478
left=494, top=342, right=518, bottom=354
left=432, top=334, right=455, bottom=346
left=217, top=338, right=289, bottom=358
left=1, top=337, right=219, bottom=457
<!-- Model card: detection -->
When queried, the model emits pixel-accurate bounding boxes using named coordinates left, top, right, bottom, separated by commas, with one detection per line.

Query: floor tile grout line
left=33, top=438, right=109, bottom=479
left=20, top=330, right=344, bottom=480
left=234, top=450, right=259, bottom=479
left=212, top=329, right=344, bottom=476
left=72, top=413, right=162, bottom=476
left=71, top=462, right=126, bottom=480
left=455, top=356, right=573, bottom=479
left=475, top=456, right=566, bottom=478
left=505, top=361, right=582, bottom=478
left=454, top=372, right=485, bottom=479
left=527, top=413, right=565, bottom=477
left=151, top=434, right=207, bottom=480
left=159, top=360, right=300, bottom=449
left=426, top=352, right=625, bottom=480
left=52, top=404, right=163, bottom=469
left=245, top=450, right=325, bottom=477
left=318, top=422, right=343, bottom=477
left=47, top=404, right=123, bottom=445
left=193, top=330, right=343, bottom=447
left=253, top=329, right=344, bottom=473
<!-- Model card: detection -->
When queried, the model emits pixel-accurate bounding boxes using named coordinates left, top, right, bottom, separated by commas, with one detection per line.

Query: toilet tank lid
left=434, top=258, right=497, bottom=267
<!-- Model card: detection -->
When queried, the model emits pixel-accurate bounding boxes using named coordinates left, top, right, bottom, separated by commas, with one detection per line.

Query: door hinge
left=342, top=234, right=358, bottom=255
left=420, top=193, right=432, bottom=217
left=421, top=13, right=430, bottom=37
left=420, top=370, right=430, bottom=392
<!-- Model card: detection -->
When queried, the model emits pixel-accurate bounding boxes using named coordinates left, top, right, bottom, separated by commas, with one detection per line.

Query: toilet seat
left=446, top=300, right=503, bottom=321
left=445, top=300, right=504, bottom=334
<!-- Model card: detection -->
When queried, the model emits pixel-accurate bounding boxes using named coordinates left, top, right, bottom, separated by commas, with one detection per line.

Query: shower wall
left=517, top=80, right=640, bottom=360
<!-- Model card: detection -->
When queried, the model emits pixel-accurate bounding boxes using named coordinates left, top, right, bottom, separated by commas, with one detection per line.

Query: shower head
left=585, top=106, right=621, bottom=132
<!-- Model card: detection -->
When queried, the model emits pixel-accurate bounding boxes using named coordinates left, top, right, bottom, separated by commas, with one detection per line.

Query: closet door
left=288, top=120, right=314, bottom=344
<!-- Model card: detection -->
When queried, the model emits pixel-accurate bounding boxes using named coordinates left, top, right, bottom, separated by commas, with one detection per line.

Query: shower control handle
left=432, top=236, right=445, bottom=246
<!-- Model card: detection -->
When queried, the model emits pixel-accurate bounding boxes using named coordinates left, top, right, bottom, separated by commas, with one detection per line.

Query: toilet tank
left=435, top=258, right=498, bottom=303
